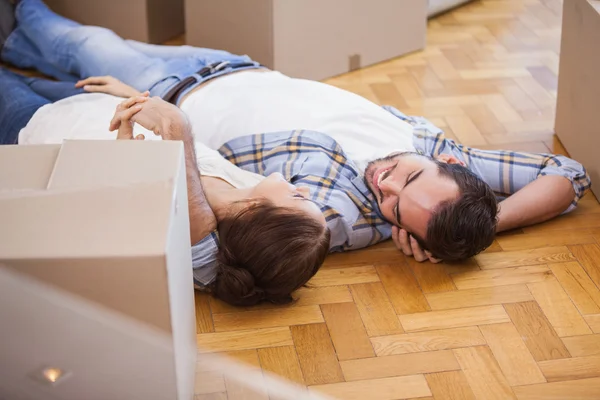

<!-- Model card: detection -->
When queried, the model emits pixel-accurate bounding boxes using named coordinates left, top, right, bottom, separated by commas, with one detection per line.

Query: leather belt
left=162, top=60, right=260, bottom=104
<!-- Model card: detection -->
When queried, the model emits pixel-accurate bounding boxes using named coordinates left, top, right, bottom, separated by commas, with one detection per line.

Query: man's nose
left=379, top=179, right=401, bottom=194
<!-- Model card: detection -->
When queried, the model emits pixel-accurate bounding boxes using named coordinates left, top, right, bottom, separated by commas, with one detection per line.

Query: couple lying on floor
left=0, top=0, right=590, bottom=306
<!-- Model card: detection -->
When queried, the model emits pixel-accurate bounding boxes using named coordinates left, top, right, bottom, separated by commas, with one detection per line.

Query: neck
left=201, top=177, right=252, bottom=221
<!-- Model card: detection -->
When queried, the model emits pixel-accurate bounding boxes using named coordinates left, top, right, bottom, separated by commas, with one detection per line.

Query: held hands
left=391, top=226, right=442, bottom=264
left=76, top=76, right=141, bottom=98
left=109, top=95, right=191, bottom=141
left=111, top=93, right=150, bottom=140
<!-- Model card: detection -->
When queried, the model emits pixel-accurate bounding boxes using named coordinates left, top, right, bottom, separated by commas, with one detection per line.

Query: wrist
left=159, top=114, right=190, bottom=141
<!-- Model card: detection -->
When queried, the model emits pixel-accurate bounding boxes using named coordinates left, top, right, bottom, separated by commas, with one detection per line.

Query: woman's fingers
left=75, top=76, right=110, bottom=88
left=110, top=97, right=148, bottom=130
left=119, top=104, right=143, bottom=123
left=119, top=95, right=148, bottom=110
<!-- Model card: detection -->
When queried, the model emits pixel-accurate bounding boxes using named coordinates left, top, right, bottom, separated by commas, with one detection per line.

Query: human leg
left=23, top=75, right=85, bottom=102
left=1, top=0, right=200, bottom=94
left=125, top=40, right=250, bottom=63
left=0, top=68, right=51, bottom=144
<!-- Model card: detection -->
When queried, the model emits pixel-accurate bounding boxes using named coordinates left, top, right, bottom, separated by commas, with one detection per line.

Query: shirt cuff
left=191, top=231, right=220, bottom=287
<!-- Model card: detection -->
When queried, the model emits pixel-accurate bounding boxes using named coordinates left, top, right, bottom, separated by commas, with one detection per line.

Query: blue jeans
left=1, top=0, right=257, bottom=98
left=0, top=68, right=84, bottom=144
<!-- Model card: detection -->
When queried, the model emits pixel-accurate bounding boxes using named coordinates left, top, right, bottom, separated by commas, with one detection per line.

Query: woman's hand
left=76, top=76, right=142, bottom=98
left=111, top=94, right=150, bottom=140
left=391, top=226, right=442, bottom=263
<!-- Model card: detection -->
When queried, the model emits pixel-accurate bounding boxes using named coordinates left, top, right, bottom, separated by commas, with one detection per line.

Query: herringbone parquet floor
left=194, top=0, right=600, bottom=399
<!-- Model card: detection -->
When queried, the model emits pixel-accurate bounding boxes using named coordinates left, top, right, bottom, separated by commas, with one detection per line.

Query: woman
left=0, top=67, right=331, bottom=306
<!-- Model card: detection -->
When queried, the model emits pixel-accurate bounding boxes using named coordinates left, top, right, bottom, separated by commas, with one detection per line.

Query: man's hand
left=111, top=94, right=150, bottom=140
left=392, top=226, right=442, bottom=263
left=110, top=96, right=190, bottom=141
left=76, top=76, right=142, bottom=98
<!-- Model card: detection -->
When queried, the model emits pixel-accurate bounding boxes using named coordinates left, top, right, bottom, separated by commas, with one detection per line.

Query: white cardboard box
left=185, top=0, right=428, bottom=80
left=555, top=0, right=600, bottom=200
left=45, top=0, right=185, bottom=44
left=0, top=140, right=196, bottom=400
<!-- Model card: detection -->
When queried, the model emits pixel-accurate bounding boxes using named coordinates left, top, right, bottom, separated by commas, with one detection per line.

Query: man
left=1, top=0, right=591, bottom=266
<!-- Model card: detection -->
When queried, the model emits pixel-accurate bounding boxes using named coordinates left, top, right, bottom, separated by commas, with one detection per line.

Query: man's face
left=365, top=153, right=461, bottom=240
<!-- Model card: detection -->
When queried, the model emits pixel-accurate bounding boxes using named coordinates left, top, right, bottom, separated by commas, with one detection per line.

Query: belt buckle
left=210, top=61, right=231, bottom=74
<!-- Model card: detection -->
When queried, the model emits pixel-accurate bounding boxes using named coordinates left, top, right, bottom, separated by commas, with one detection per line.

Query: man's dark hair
left=412, top=162, right=498, bottom=261
left=210, top=200, right=331, bottom=306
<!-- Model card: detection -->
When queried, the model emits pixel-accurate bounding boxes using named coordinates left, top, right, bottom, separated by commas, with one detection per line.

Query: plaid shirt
left=191, top=106, right=591, bottom=285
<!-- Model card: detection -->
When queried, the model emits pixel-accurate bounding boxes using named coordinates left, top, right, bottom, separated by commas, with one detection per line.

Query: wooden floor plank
left=513, top=377, right=600, bottom=400
left=474, top=246, right=575, bottom=269
left=350, top=282, right=405, bottom=336
left=340, top=350, right=460, bottom=381
left=408, top=259, right=458, bottom=293
left=195, top=292, right=215, bottom=334
left=221, top=350, right=269, bottom=400
left=309, top=266, right=380, bottom=286
left=504, top=301, right=571, bottom=361
left=538, top=355, right=600, bottom=382
left=497, top=231, right=596, bottom=251
left=585, top=314, right=600, bottom=333
left=569, top=244, right=600, bottom=291
left=399, top=305, right=510, bottom=332
left=308, top=375, right=432, bottom=400
left=562, top=334, right=600, bottom=357
left=209, top=286, right=353, bottom=314
left=376, top=263, right=431, bottom=315
left=290, top=323, right=344, bottom=386
left=425, top=370, right=477, bottom=400
left=257, top=346, right=304, bottom=385
left=550, top=262, right=600, bottom=315
left=426, top=284, right=534, bottom=310
left=479, top=323, right=546, bottom=385
left=527, top=278, right=593, bottom=337
left=212, top=306, right=323, bottom=332
left=453, top=346, right=517, bottom=400
left=321, top=302, right=375, bottom=361
left=197, top=328, right=293, bottom=354
left=370, top=327, right=487, bottom=356
left=451, top=265, right=552, bottom=289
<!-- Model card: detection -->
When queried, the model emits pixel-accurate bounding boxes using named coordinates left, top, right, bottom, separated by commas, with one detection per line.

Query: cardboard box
left=185, top=0, right=428, bottom=80
left=45, top=0, right=184, bottom=44
left=555, top=0, right=600, bottom=200
left=0, top=141, right=196, bottom=399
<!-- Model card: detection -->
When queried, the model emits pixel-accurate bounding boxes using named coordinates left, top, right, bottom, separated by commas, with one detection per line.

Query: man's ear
left=435, top=153, right=466, bottom=167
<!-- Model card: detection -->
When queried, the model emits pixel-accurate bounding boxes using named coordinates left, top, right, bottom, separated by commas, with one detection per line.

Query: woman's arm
left=75, top=76, right=142, bottom=98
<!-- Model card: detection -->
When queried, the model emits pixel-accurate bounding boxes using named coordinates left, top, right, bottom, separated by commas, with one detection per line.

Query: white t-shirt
left=179, top=71, right=416, bottom=172
left=18, top=93, right=264, bottom=189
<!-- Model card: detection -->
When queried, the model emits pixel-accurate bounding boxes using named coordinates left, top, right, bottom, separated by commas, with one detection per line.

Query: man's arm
left=415, top=129, right=591, bottom=232
left=176, top=123, right=218, bottom=243
left=495, top=175, right=577, bottom=232
left=110, top=96, right=218, bottom=244
left=384, top=106, right=591, bottom=231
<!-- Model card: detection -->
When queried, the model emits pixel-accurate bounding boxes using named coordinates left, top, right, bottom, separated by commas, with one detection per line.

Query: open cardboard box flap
left=0, top=140, right=196, bottom=399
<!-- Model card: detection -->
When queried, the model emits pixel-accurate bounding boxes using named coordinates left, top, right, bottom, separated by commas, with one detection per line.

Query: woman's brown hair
left=210, top=200, right=331, bottom=306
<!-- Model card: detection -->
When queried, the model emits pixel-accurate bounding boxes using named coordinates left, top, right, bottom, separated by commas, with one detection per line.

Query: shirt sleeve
left=190, top=231, right=220, bottom=286
left=383, top=106, right=592, bottom=214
